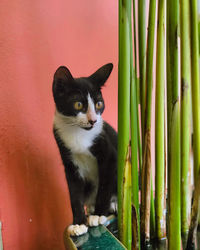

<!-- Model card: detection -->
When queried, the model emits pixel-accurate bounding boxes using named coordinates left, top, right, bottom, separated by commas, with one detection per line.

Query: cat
left=52, top=63, right=117, bottom=236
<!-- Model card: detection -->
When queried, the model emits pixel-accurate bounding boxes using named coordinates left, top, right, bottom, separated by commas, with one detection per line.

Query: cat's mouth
left=82, top=126, right=93, bottom=130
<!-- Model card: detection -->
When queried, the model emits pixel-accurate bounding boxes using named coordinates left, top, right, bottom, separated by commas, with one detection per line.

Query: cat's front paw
left=88, top=215, right=107, bottom=227
left=67, top=224, right=88, bottom=236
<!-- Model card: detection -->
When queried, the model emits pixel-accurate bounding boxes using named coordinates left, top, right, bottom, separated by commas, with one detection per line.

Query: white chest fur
left=72, top=152, right=98, bottom=184
left=54, top=110, right=102, bottom=187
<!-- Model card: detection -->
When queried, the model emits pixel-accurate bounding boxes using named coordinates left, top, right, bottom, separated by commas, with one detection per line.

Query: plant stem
left=155, top=0, right=166, bottom=240
left=118, top=0, right=131, bottom=248
left=130, top=1, right=140, bottom=248
left=167, top=0, right=181, bottom=248
left=190, top=0, right=200, bottom=187
left=141, top=0, right=157, bottom=244
left=190, top=0, right=200, bottom=225
left=133, top=0, right=142, bottom=173
left=186, top=170, right=200, bottom=250
left=138, top=0, right=147, bottom=143
left=180, top=0, right=192, bottom=236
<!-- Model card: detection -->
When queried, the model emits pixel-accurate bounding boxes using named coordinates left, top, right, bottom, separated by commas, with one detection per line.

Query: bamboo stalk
left=155, top=0, right=166, bottom=240
left=130, top=2, right=140, bottom=249
left=138, top=0, right=147, bottom=142
left=150, top=180, right=156, bottom=239
left=190, top=0, right=200, bottom=187
left=180, top=0, right=192, bottom=236
left=166, top=0, right=172, bottom=222
left=167, top=0, right=181, bottom=248
left=186, top=170, right=200, bottom=249
left=141, top=0, right=157, bottom=244
left=133, top=0, right=142, bottom=173
left=122, top=148, right=132, bottom=249
left=118, top=0, right=131, bottom=248
left=190, top=0, right=200, bottom=225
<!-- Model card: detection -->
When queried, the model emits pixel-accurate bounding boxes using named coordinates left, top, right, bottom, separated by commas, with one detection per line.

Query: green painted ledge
left=64, top=221, right=126, bottom=250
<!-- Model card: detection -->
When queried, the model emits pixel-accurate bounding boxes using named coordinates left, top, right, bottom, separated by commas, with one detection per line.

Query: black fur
left=52, top=63, right=117, bottom=225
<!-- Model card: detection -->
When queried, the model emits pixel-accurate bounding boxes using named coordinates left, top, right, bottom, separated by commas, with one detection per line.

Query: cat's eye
left=74, top=102, right=83, bottom=110
left=96, top=101, right=103, bottom=110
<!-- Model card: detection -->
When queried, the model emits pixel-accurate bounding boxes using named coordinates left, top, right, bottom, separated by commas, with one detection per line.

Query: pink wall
left=0, top=1, right=118, bottom=249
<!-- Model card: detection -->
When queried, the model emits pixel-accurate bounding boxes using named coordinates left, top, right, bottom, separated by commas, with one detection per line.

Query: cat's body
left=52, top=63, right=117, bottom=236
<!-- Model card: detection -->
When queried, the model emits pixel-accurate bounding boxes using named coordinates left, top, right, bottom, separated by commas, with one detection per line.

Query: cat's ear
left=88, top=63, right=113, bottom=88
left=54, top=66, right=73, bottom=83
left=53, top=66, right=73, bottom=96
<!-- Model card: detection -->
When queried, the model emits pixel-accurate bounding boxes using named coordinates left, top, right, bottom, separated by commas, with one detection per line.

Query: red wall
left=0, top=1, right=118, bottom=249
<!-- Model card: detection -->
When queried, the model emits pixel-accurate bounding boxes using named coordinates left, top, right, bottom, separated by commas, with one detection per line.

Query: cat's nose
left=89, top=120, right=97, bottom=125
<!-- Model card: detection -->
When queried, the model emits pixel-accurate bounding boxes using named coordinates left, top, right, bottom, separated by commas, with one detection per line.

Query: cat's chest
left=72, top=152, right=98, bottom=183
left=58, top=125, right=99, bottom=182
left=54, top=115, right=102, bottom=182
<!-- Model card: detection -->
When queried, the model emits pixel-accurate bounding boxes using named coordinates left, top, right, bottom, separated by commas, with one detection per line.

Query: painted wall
left=0, top=1, right=118, bottom=249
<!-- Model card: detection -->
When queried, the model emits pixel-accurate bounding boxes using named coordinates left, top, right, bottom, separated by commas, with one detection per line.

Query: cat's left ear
left=88, top=63, right=113, bottom=88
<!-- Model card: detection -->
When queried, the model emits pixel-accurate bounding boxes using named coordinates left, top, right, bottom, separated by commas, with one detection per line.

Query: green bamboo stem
left=138, top=4, right=156, bottom=240
left=118, top=0, right=131, bottom=248
left=155, top=0, right=166, bottom=240
left=138, top=0, right=147, bottom=143
left=122, top=148, right=132, bottom=249
left=166, top=2, right=173, bottom=240
left=167, top=0, right=181, bottom=248
left=141, top=0, right=157, bottom=244
left=190, top=0, right=200, bottom=187
left=130, top=2, right=140, bottom=248
left=190, top=0, right=200, bottom=225
left=150, top=180, right=156, bottom=239
left=180, top=0, right=192, bottom=236
left=186, top=169, right=200, bottom=249
left=133, top=0, right=142, bottom=173
left=130, top=82, right=140, bottom=247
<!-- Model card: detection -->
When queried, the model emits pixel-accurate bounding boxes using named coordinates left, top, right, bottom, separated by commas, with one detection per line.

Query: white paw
left=99, top=216, right=107, bottom=225
left=67, top=224, right=88, bottom=236
left=88, top=215, right=108, bottom=227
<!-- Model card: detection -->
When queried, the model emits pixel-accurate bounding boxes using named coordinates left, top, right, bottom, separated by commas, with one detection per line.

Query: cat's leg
left=86, top=184, right=112, bottom=227
left=67, top=195, right=88, bottom=236
left=85, top=183, right=108, bottom=227
left=65, top=170, right=88, bottom=236
left=87, top=164, right=117, bottom=227
left=67, top=196, right=88, bottom=236
left=94, top=150, right=117, bottom=219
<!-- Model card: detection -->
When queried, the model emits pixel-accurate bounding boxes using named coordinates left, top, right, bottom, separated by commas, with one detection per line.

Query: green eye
left=96, top=101, right=103, bottom=109
left=74, top=102, right=83, bottom=110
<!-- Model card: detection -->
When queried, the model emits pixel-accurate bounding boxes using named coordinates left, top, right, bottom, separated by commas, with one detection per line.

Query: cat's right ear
left=53, top=66, right=73, bottom=96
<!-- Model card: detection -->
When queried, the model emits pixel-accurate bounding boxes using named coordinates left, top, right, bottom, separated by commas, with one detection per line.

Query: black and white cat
left=52, top=63, right=117, bottom=236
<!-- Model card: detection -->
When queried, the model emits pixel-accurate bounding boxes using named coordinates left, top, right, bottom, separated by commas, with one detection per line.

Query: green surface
left=71, top=222, right=126, bottom=250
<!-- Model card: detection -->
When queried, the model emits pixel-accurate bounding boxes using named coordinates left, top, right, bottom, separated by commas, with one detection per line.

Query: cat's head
left=52, top=63, right=113, bottom=130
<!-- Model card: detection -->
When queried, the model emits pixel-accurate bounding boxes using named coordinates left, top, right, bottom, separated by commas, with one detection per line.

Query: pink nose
left=89, top=120, right=97, bottom=125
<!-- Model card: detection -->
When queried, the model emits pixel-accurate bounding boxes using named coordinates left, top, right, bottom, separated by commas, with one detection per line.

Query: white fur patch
left=54, top=110, right=103, bottom=153
left=54, top=105, right=103, bottom=207
left=72, top=152, right=99, bottom=208
left=87, top=94, right=97, bottom=122
left=67, top=224, right=88, bottom=236
left=109, top=196, right=118, bottom=213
